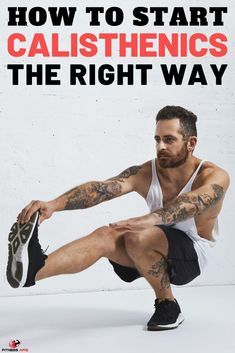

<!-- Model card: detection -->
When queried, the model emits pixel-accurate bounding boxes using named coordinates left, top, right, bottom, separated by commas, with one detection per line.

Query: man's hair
left=156, top=105, right=197, bottom=138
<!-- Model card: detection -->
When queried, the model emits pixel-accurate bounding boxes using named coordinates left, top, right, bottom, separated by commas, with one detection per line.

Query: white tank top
left=146, top=159, right=219, bottom=272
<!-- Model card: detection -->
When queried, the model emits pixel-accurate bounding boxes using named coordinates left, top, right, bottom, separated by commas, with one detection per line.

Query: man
left=7, top=106, right=229, bottom=331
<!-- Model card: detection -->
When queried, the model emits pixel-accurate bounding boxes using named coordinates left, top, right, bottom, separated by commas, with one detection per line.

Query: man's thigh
left=107, top=226, right=169, bottom=283
left=107, top=225, right=168, bottom=267
left=107, top=225, right=201, bottom=285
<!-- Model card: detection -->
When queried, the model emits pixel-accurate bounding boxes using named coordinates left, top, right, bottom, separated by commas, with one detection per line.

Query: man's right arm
left=18, top=165, right=143, bottom=224
left=61, top=165, right=142, bottom=210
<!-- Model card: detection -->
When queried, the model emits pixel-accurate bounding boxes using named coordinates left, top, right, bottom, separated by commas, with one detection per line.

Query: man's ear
left=187, top=136, right=197, bottom=152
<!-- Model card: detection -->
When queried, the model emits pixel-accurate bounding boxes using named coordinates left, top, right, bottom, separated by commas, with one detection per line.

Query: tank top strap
left=151, top=159, right=158, bottom=183
left=190, top=159, right=207, bottom=182
left=180, top=159, right=207, bottom=193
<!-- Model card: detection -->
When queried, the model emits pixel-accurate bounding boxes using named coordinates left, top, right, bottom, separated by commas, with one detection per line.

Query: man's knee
left=91, top=226, right=120, bottom=255
left=124, top=231, right=142, bottom=250
left=124, top=227, right=168, bottom=258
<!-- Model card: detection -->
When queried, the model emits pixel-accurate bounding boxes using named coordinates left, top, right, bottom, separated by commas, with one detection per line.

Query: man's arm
left=152, top=183, right=225, bottom=226
left=55, top=165, right=142, bottom=211
left=18, top=165, right=142, bottom=224
left=110, top=169, right=230, bottom=231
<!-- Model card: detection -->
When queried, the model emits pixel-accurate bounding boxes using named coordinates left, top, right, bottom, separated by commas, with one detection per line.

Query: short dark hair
left=156, top=105, right=197, bottom=137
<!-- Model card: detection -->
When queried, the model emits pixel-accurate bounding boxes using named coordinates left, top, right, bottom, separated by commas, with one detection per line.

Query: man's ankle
left=157, top=297, right=175, bottom=303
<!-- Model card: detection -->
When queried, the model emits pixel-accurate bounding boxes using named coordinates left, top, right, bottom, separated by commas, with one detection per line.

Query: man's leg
left=7, top=210, right=135, bottom=288
left=36, top=225, right=184, bottom=331
left=123, top=226, right=184, bottom=330
left=124, top=226, right=173, bottom=300
left=36, top=226, right=135, bottom=281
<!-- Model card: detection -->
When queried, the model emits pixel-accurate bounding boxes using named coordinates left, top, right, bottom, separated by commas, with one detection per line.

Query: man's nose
left=158, top=141, right=166, bottom=150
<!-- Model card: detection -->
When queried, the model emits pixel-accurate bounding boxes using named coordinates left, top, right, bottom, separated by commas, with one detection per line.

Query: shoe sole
left=147, top=313, right=184, bottom=331
left=6, top=212, right=39, bottom=288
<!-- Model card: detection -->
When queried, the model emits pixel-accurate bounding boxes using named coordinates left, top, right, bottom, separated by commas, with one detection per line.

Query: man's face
left=155, top=118, right=189, bottom=168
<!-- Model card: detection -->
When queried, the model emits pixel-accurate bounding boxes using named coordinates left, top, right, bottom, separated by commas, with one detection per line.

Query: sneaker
left=7, top=211, right=47, bottom=288
left=147, top=299, right=184, bottom=331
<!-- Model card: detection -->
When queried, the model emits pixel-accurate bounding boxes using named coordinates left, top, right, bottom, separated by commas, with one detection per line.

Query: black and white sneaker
left=147, top=299, right=184, bottom=331
left=7, top=211, right=47, bottom=288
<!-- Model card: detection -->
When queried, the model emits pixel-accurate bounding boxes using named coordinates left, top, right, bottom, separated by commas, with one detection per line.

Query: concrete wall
left=1, top=0, right=234, bottom=296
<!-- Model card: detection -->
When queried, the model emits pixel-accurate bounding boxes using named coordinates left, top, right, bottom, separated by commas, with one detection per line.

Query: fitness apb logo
left=9, top=341, right=20, bottom=349
left=1, top=339, right=29, bottom=352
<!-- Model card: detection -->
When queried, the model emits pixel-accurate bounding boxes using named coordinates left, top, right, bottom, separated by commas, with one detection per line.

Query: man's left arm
left=110, top=169, right=230, bottom=231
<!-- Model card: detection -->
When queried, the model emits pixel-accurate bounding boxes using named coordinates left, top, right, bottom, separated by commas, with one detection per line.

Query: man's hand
left=110, top=213, right=157, bottom=232
left=18, top=200, right=55, bottom=225
left=110, top=178, right=229, bottom=233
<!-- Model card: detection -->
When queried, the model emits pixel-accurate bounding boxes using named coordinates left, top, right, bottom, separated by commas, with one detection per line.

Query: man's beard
left=158, top=144, right=189, bottom=168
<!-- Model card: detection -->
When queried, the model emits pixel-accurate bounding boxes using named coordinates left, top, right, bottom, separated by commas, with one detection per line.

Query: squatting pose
left=7, top=105, right=229, bottom=331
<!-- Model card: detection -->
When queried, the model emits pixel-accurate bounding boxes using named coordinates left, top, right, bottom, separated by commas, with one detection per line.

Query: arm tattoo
left=109, top=166, right=142, bottom=182
left=63, top=181, right=122, bottom=210
left=63, top=165, right=142, bottom=210
left=154, top=183, right=224, bottom=225
left=148, top=257, right=170, bottom=289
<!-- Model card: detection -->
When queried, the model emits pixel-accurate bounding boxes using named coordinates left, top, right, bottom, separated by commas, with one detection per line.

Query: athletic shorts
left=109, top=225, right=201, bottom=286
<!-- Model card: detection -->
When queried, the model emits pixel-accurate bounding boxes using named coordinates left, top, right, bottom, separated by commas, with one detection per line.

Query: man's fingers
left=109, top=222, right=126, bottom=228
left=24, top=206, right=39, bottom=223
left=110, top=220, right=130, bottom=227
left=18, top=200, right=41, bottom=224
left=109, top=223, right=132, bottom=232
left=18, top=201, right=35, bottom=224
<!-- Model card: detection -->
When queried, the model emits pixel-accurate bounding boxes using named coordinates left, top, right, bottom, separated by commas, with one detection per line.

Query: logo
left=9, top=341, right=20, bottom=349
left=1, top=340, right=28, bottom=352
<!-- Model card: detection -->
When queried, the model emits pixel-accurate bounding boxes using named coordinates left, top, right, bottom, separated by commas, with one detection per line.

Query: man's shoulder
left=129, top=160, right=153, bottom=195
left=200, top=160, right=229, bottom=176
left=138, top=159, right=155, bottom=177
left=196, top=159, right=230, bottom=189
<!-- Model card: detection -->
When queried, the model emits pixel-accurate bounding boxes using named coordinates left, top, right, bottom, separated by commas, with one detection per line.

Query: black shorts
left=109, top=225, right=201, bottom=286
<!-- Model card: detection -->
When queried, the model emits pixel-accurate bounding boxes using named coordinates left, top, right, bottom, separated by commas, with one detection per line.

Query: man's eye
left=165, top=138, right=174, bottom=144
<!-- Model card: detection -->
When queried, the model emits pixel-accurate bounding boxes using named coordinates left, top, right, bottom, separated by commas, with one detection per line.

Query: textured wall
left=1, top=0, right=234, bottom=296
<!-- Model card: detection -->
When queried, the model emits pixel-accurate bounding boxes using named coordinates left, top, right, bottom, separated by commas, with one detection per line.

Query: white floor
left=1, top=285, right=235, bottom=353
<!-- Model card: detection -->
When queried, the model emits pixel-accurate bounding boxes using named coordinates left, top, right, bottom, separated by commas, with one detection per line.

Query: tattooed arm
left=110, top=169, right=230, bottom=231
left=18, top=165, right=142, bottom=224
left=56, top=165, right=142, bottom=211
left=152, top=183, right=225, bottom=226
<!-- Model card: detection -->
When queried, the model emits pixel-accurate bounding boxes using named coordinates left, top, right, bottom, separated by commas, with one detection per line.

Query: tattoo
left=64, top=181, right=122, bottom=210
left=211, top=184, right=224, bottom=205
left=63, top=165, right=142, bottom=210
left=109, top=166, right=142, bottom=183
left=154, top=183, right=224, bottom=225
left=148, top=257, right=170, bottom=289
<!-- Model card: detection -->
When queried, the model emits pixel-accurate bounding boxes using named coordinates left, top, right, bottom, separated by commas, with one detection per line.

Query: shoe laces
left=41, top=245, right=49, bottom=259
left=42, top=245, right=49, bottom=254
left=34, top=229, right=49, bottom=256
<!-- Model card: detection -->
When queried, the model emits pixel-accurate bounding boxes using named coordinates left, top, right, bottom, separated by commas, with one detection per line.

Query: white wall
left=1, top=0, right=234, bottom=297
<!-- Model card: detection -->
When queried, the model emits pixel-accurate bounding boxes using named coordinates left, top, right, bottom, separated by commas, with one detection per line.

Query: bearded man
left=7, top=105, right=229, bottom=331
